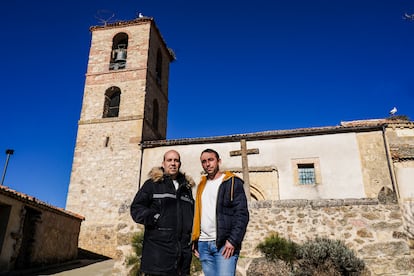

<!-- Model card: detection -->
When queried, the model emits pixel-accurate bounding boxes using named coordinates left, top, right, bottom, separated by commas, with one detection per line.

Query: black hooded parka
left=130, top=167, right=195, bottom=276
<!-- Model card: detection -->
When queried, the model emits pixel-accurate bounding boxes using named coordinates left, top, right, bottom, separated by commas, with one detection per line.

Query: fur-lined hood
left=148, top=167, right=195, bottom=187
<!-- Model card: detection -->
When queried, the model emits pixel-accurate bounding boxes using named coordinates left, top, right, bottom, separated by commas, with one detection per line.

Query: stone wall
left=115, top=198, right=413, bottom=275
left=239, top=199, right=413, bottom=275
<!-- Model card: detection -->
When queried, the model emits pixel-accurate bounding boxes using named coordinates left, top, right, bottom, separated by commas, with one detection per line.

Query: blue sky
left=1, top=0, right=413, bottom=209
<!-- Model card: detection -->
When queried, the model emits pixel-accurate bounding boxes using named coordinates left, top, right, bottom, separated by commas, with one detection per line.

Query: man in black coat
left=131, top=150, right=195, bottom=276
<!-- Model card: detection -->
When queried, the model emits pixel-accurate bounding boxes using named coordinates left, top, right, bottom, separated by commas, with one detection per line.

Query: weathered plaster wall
left=0, top=194, right=82, bottom=272
left=31, top=210, right=81, bottom=265
left=0, top=195, right=23, bottom=271
left=356, top=131, right=393, bottom=198
left=395, top=161, right=414, bottom=200
left=141, top=132, right=373, bottom=200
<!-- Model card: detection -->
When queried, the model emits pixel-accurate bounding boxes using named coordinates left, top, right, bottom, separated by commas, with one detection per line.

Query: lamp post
left=1, top=149, right=14, bottom=186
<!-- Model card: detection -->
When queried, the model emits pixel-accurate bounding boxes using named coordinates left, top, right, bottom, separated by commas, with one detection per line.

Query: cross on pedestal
left=229, top=139, right=259, bottom=200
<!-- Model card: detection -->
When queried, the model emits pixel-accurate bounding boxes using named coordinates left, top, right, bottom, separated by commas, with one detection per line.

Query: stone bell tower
left=66, top=17, right=174, bottom=257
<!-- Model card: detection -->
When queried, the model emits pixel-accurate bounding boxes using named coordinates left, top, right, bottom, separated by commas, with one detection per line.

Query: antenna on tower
left=95, top=10, right=116, bottom=26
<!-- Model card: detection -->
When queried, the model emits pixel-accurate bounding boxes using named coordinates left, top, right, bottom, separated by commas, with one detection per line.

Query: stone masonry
left=66, top=18, right=173, bottom=258
left=113, top=198, right=414, bottom=275
left=240, top=199, right=414, bottom=275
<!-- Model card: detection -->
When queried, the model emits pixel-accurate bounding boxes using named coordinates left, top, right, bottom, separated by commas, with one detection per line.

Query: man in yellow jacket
left=192, top=148, right=249, bottom=276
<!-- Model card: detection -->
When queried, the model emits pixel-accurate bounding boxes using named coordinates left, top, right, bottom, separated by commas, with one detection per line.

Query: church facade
left=65, top=17, right=414, bottom=262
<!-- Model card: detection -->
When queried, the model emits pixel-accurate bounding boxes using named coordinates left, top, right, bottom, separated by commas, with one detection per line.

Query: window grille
left=298, top=163, right=316, bottom=184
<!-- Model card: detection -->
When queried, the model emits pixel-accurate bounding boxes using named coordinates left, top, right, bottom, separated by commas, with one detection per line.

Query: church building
left=65, top=16, right=414, bottom=265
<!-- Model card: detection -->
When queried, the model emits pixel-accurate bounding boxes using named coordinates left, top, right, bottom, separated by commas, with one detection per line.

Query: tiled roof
left=90, top=17, right=153, bottom=30
left=0, top=185, right=84, bottom=221
left=142, top=122, right=386, bottom=148
left=340, top=117, right=413, bottom=127
left=142, top=118, right=413, bottom=148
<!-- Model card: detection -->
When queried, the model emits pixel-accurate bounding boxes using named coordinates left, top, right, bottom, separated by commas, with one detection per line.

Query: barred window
left=297, top=163, right=316, bottom=184
left=292, top=158, right=321, bottom=186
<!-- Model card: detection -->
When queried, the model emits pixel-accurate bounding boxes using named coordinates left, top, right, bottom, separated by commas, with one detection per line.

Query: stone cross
left=229, top=139, right=259, bottom=200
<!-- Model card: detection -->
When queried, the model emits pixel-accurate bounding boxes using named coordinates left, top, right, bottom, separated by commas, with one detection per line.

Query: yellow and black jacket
left=192, top=171, right=249, bottom=251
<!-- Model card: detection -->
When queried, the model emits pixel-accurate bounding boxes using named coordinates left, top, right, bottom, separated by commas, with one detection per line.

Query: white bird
left=389, top=107, right=397, bottom=115
left=138, top=12, right=144, bottom=18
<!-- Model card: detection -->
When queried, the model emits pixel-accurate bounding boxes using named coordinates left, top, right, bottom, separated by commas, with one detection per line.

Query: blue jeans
left=198, top=240, right=239, bottom=276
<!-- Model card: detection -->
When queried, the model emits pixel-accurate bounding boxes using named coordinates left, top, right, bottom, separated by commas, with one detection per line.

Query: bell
left=114, top=49, right=127, bottom=62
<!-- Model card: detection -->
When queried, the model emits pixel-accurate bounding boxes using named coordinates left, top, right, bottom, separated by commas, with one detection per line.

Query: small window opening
left=298, top=163, right=316, bottom=184
left=105, top=137, right=110, bottom=147
left=103, top=87, right=121, bottom=118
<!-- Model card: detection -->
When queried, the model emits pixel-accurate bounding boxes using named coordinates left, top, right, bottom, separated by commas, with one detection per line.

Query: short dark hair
left=201, top=148, right=220, bottom=160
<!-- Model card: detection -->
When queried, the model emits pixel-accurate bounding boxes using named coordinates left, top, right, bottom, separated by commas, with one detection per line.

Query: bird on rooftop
left=389, top=107, right=397, bottom=116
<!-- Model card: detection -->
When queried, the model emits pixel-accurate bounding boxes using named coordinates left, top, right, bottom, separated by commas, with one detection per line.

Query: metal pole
left=1, top=149, right=14, bottom=186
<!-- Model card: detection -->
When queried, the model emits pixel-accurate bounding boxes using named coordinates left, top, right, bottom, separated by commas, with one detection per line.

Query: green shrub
left=125, top=232, right=144, bottom=276
left=295, top=237, right=365, bottom=275
left=256, top=233, right=298, bottom=266
left=256, top=234, right=365, bottom=276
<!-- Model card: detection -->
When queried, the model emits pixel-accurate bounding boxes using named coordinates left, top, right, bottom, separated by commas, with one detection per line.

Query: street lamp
left=1, top=149, right=14, bottom=186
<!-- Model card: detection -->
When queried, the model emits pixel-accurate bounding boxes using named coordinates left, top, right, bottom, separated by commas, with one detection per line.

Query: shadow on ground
left=2, top=249, right=113, bottom=276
